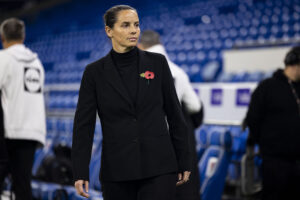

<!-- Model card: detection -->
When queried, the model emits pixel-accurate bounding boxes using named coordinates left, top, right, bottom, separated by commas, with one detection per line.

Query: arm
left=245, top=82, right=266, bottom=146
left=161, top=56, right=191, bottom=184
left=72, top=65, right=97, bottom=197
left=0, top=53, right=12, bottom=90
left=180, top=73, right=201, bottom=114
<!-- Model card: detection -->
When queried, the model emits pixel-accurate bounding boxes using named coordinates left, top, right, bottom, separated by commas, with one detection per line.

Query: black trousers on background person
left=0, top=139, right=37, bottom=200
left=102, top=173, right=177, bottom=200
left=262, top=156, right=300, bottom=200
left=0, top=91, right=8, bottom=198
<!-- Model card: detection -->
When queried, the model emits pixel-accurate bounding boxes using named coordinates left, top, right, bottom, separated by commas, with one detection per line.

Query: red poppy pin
left=140, top=71, right=155, bottom=85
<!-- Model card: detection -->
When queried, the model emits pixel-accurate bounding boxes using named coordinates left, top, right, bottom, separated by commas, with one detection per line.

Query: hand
left=176, top=171, right=191, bottom=186
left=75, top=180, right=90, bottom=198
left=246, top=146, right=255, bottom=158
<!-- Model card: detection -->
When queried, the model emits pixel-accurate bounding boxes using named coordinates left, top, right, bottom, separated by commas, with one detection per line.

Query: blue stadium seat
left=31, top=181, right=62, bottom=200
left=195, top=128, right=208, bottom=162
left=63, top=185, right=103, bottom=200
left=247, top=71, right=265, bottom=82
left=199, top=130, right=232, bottom=200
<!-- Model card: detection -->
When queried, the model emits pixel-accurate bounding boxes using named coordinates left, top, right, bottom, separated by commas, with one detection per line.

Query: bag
left=53, top=188, right=68, bottom=200
left=35, top=144, right=73, bottom=185
left=241, top=153, right=262, bottom=196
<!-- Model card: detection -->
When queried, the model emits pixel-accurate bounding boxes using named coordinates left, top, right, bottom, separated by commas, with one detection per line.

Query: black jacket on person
left=245, top=69, right=300, bottom=158
left=72, top=48, right=191, bottom=182
left=176, top=103, right=202, bottom=200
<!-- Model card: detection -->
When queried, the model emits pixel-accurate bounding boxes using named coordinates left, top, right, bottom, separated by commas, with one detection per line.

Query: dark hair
left=284, top=46, right=300, bottom=67
left=103, top=5, right=137, bottom=28
left=139, top=30, right=161, bottom=49
left=0, top=18, right=25, bottom=42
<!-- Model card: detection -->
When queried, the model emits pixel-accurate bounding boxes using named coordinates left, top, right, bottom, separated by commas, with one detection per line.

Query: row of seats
left=31, top=118, right=102, bottom=199
left=31, top=181, right=102, bottom=200
left=195, top=124, right=251, bottom=185
left=46, top=91, right=79, bottom=109
left=217, top=70, right=273, bottom=82
left=21, top=0, right=299, bottom=83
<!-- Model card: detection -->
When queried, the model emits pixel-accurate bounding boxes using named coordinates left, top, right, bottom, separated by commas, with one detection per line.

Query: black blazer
left=72, top=48, right=191, bottom=182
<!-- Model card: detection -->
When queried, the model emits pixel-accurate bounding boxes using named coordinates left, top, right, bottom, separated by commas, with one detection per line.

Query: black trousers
left=0, top=139, right=37, bottom=200
left=102, top=173, right=177, bottom=200
left=262, top=156, right=300, bottom=200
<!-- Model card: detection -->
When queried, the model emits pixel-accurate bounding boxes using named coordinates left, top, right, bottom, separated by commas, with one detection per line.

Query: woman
left=72, top=5, right=191, bottom=200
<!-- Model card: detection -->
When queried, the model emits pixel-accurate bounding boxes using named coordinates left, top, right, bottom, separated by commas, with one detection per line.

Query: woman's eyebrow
left=121, top=20, right=139, bottom=24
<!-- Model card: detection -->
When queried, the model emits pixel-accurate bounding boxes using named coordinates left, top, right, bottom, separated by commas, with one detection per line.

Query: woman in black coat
left=72, top=5, right=191, bottom=200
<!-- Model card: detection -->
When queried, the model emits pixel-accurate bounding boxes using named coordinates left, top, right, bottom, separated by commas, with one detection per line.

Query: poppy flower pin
left=140, top=71, right=155, bottom=85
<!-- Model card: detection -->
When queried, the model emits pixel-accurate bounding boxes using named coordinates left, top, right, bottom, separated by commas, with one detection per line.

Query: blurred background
left=0, top=0, right=299, bottom=199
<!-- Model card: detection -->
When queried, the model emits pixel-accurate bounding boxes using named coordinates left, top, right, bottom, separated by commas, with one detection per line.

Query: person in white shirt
left=139, top=30, right=202, bottom=200
left=139, top=31, right=201, bottom=114
left=0, top=18, right=46, bottom=200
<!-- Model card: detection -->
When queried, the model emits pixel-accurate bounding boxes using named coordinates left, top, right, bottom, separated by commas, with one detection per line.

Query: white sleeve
left=37, top=59, right=45, bottom=88
left=180, top=72, right=201, bottom=114
left=0, top=53, right=11, bottom=90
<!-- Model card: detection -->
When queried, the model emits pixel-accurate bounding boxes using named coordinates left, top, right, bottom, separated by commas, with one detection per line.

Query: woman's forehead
left=116, top=10, right=139, bottom=23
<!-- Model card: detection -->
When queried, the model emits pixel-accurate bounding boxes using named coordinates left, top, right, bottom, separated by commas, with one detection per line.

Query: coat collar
left=102, top=48, right=151, bottom=110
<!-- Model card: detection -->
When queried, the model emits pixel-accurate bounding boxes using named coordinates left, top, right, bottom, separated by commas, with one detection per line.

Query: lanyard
left=288, top=79, right=300, bottom=116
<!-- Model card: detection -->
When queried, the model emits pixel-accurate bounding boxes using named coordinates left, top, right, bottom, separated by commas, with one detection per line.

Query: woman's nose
left=130, top=25, right=138, bottom=34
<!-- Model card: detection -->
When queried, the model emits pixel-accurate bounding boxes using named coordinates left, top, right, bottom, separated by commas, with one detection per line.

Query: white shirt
left=146, top=44, right=201, bottom=113
left=0, top=44, right=46, bottom=145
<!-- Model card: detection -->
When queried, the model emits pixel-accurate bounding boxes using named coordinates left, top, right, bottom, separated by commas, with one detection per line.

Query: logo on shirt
left=24, top=67, right=42, bottom=93
left=211, top=89, right=223, bottom=105
left=236, top=88, right=251, bottom=106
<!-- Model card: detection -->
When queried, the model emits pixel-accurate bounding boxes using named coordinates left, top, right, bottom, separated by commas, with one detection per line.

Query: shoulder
left=84, top=55, right=108, bottom=75
left=139, top=49, right=167, bottom=61
left=87, top=57, right=105, bottom=69
left=0, top=50, right=12, bottom=62
left=0, top=50, right=15, bottom=69
left=171, top=63, right=188, bottom=78
left=251, top=77, right=276, bottom=98
left=256, top=77, right=276, bottom=90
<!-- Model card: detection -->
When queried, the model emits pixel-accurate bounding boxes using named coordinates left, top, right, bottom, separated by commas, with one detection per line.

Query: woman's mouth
left=128, top=37, right=137, bottom=42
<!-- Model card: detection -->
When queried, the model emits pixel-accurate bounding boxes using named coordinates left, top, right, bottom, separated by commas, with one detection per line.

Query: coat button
left=133, top=138, right=139, bottom=143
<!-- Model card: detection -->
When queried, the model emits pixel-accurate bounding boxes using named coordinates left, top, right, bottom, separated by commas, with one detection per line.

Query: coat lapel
left=136, top=50, right=151, bottom=108
left=103, top=51, right=134, bottom=109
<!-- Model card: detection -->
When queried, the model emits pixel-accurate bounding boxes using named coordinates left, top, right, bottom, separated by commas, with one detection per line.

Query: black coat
left=246, top=69, right=300, bottom=158
left=72, top=49, right=191, bottom=182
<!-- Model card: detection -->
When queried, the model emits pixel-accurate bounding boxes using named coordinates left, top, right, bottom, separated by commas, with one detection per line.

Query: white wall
left=193, top=83, right=257, bottom=125
left=223, top=46, right=291, bottom=73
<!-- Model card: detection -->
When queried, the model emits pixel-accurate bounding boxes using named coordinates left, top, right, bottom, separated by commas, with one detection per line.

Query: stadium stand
left=1, top=0, right=299, bottom=199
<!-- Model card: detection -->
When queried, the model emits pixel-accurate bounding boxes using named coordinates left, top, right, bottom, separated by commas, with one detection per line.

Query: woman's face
left=296, top=65, right=300, bottom=81
left=106, top=9, right=140, bottom=53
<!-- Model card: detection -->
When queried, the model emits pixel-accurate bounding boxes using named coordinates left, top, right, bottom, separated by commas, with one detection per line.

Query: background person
left=245, top=46, right=300, bottom=200
left=138, top=30, right=202, bottom=200
left=0, top=18, right=46, bottom=200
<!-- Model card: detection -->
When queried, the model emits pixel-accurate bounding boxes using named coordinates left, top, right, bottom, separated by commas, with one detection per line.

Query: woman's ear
left=105, top=26, right=113, bottom=38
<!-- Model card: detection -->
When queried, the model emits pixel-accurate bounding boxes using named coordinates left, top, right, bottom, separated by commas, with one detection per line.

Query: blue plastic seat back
left=199, top=130, right=232, bottom=200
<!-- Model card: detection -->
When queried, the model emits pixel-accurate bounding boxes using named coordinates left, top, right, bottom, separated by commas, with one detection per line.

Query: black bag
left=241, top=153, right=262, bottom=196
left=53, top=188, right=69, bottom=200
left=35, top=144, right=73, bottom=185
